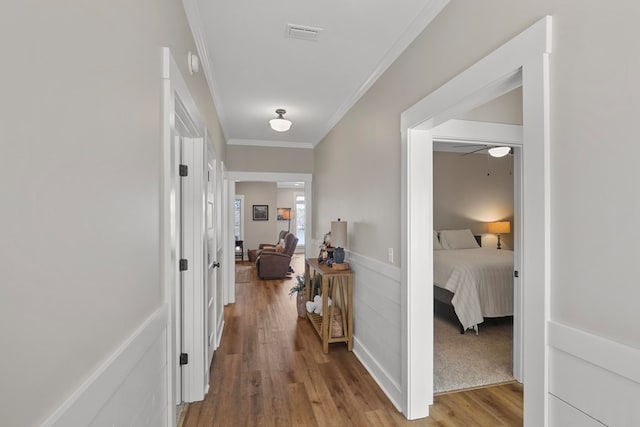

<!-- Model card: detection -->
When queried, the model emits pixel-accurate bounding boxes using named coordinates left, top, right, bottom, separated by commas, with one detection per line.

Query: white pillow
left=439, top=229, right=479, bottom=249
left=433, top=231, right=443, bottom=250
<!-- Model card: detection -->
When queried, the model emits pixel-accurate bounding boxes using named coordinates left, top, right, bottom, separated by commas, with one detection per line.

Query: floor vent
left=286, top=24, right=323, bottom=41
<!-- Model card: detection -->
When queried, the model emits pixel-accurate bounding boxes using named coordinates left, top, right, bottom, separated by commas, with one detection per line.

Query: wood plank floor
left=182, top=255, right=523, bottom=426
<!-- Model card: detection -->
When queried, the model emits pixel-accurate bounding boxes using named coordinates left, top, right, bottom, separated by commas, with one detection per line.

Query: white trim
left=548, top=321, right=640, bottom=427
left=226, top=171, right=312, bottom=183
left=400, top=16, right=552, bottom=424
left=182, top=0, right=229, bottom=142
left=316, top=0, right=450, bottom=146
left=548, top=321, right=640, bottom=384
left=41, top=306, right=168, bottom=427
left=353, top=336, right=403, bottom=411
left=227, top=138, right=314, bottom=150
left=347, top=250, right=400, bottom=282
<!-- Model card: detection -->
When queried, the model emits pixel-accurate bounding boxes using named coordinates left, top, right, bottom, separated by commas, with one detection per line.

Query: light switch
left=388, top=247, right=394, bottom=263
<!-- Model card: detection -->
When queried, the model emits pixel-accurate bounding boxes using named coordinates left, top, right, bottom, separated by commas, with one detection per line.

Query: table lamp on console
left=331, top=219, right=349, bottom=269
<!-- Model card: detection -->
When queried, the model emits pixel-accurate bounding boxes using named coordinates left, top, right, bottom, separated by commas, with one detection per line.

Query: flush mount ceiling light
left=269, top=109, right=292, bottom=132
left=488, top=146, right=511, bottom=158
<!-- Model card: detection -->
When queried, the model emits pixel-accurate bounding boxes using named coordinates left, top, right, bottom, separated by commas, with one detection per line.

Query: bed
left=434, top=229, right=513, bottom=333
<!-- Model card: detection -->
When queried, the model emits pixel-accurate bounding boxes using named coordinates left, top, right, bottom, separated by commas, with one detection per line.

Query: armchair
left=256, top=232, right=298, bottom=279
left=259, top=230, right=288, bottom=250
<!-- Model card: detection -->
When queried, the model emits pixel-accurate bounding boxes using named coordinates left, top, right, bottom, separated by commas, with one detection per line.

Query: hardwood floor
left=182, top=255, right=523, bottom=426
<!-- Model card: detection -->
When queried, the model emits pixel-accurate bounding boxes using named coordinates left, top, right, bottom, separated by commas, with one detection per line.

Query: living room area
left=234, top=180, right=307, bottom=278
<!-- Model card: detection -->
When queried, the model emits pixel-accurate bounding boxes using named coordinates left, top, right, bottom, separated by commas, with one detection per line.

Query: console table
left=304, top=258, right=353, bottom=353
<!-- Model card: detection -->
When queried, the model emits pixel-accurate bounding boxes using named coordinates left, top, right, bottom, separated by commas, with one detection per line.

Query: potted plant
left=289, top=275, right=307, bottom=318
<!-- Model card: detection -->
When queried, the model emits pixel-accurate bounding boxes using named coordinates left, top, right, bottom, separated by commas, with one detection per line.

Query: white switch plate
left=388, top=247, right=394, bottom=263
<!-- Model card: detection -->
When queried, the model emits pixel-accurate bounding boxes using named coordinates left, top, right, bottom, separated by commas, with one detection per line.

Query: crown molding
left=227, top=138, right=314, bottom=150
left=182, top=0, right=230, bottom=142
left=314, top=0, right=450, bottom=147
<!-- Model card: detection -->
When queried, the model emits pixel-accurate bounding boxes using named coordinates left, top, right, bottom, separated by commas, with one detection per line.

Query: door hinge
left=514, top=270, right=519, bottom=278
left=179, top=259, right=188, bottom=271
left=179, top=164, right=188, bottom=177
left=207, top=171, right=210, bottom=182
left=180, top=353, right=189, bottom=365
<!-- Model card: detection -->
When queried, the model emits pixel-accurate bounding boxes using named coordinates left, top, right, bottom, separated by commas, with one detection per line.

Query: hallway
left=182, top=256, right=523, bottom=426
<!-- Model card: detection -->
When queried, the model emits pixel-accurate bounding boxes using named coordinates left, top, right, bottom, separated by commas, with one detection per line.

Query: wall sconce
left=487, top=221, right=511, bottom=249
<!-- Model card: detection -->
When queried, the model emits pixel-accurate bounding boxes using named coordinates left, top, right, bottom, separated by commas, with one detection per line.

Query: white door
left=180, top=137, right=208, bottom=402
left=205, top=156, right=218, bottom=367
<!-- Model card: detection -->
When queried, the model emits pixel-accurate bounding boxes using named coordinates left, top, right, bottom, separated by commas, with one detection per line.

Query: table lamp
left=488, top=221, right=510, bottom=249
left=331, top=219, right=348, bottom=264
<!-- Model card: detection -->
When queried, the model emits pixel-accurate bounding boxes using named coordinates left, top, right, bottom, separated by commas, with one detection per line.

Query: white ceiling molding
left=183, top=0, right=450, bottom=149
left=227, top=138, right=314, bottom=150
left=314, top=0, right=450, bottom=146
left=182, top=0, right=229, bottom=142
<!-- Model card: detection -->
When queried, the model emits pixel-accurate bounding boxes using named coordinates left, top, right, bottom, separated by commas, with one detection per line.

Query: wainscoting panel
left=347, top=251, right=403, bottom=410
left=41, top=305, right=169, bottom=427
left=548, top=320, right=640, bottom=427
left=549, top=394, right=604, bottom=427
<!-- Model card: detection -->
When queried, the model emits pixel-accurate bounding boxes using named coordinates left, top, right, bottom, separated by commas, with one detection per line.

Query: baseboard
left=41, top=305, right=169, bottom=427
left=353, top=336, right=403, bottom=412
left=548, top=320, right=640, bottom=427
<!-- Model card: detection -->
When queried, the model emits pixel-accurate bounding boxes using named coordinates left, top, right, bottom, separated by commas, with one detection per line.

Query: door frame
left=431, top=119, right=524, bottom=382
left=162, top=47, right=210, bottom=425
left=400, top=17, right=551, bottom=425
left=225, top=171, right=313, bottom=298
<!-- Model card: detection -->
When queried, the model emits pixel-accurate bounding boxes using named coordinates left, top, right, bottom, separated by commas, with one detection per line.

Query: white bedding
left=434, top=248, right=513, bottom=331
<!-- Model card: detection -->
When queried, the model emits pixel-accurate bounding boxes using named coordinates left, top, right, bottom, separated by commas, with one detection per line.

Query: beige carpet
left=235, top=265, right=252, bottom=283
left=434, top=311, right=514, bottom=393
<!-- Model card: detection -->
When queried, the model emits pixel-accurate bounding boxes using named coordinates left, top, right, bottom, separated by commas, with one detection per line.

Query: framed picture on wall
left=252, top=205, right=268, bottom=221
left=276, top=207, right=291, bottom=221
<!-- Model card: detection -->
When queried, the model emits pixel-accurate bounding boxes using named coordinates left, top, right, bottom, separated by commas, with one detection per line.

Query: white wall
left=0, top=1, right=224, bottom=425
left=226, top=145, right=313, bottom=173
left=313, top=0, right=640, bottom=422
left=433, top=151, right=514, bottom=250
left=236, top=182, right=278, bottom=252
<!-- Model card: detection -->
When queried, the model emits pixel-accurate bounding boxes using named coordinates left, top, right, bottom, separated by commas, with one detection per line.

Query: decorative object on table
left=330, top=219, right=348, bottom=264
left=252, top=204, right=269, bottom=221
left=289, top=275, right=307, bottom=317
left=487, top=221, right=511, bottom=249
left=276, top=207, right=292, bottom=232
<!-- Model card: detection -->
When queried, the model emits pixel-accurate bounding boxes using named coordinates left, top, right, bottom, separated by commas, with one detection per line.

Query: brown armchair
left=258, top=230, right=288, bottom=250
left=256, top=233, right=298, bottom=279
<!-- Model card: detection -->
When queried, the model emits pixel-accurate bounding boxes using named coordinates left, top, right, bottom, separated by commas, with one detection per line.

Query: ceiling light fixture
left=488, top=146, right=511, bottom=158
left=269, top=109, right=292, bottom=132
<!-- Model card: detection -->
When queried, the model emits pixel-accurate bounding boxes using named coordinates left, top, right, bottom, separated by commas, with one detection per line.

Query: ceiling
left=183, top=0, right=449, bottom=149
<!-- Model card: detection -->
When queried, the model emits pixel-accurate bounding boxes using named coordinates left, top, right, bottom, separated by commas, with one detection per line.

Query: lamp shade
left=269, top=109, right=292, bottom=132
left=488, top=221, right=511, bottom=234
left=269, top=117, right=292, bottom=132
left=330, top=220, right=348, bottom=248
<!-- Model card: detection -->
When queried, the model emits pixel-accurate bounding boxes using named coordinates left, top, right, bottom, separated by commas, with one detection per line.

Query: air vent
left=286, top=23, right=323, bottom=41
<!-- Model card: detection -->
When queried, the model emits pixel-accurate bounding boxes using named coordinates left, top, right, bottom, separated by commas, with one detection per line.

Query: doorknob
left=213, top=262, right=220, bottom=268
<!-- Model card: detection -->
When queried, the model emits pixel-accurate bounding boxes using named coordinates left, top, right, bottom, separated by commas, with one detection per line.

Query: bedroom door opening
left=400, top=17, right=551, bottom=425
left=432, top=124, right=523, bottom=394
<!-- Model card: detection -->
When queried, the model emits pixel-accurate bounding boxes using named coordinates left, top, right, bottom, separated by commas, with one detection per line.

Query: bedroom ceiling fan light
left=269, top=108, right=292, bottom=132
left=488, top=146, right=511, bottom=157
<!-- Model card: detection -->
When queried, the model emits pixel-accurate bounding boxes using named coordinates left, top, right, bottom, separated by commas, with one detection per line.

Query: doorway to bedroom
left=431, top=96, right=521, bottom=392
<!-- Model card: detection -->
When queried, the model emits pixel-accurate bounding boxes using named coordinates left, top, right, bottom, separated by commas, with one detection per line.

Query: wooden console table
left=305, top=258, right=353, bottom=353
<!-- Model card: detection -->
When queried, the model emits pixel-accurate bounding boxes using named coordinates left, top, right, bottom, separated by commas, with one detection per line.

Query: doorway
left=431, top=123, right=522, bottom=393
left=400, top=17, right=551, bottom=425
left=162, top=48, right=224, bottom=426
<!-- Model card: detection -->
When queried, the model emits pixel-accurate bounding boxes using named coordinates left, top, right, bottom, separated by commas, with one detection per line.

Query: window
left=295, top=194, right=305, bottom=246
left=234, top=196, right=244, bottom=241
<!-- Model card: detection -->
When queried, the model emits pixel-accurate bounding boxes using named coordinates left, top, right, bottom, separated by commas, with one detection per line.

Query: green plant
left=288, top=275, right=306, bottom=297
